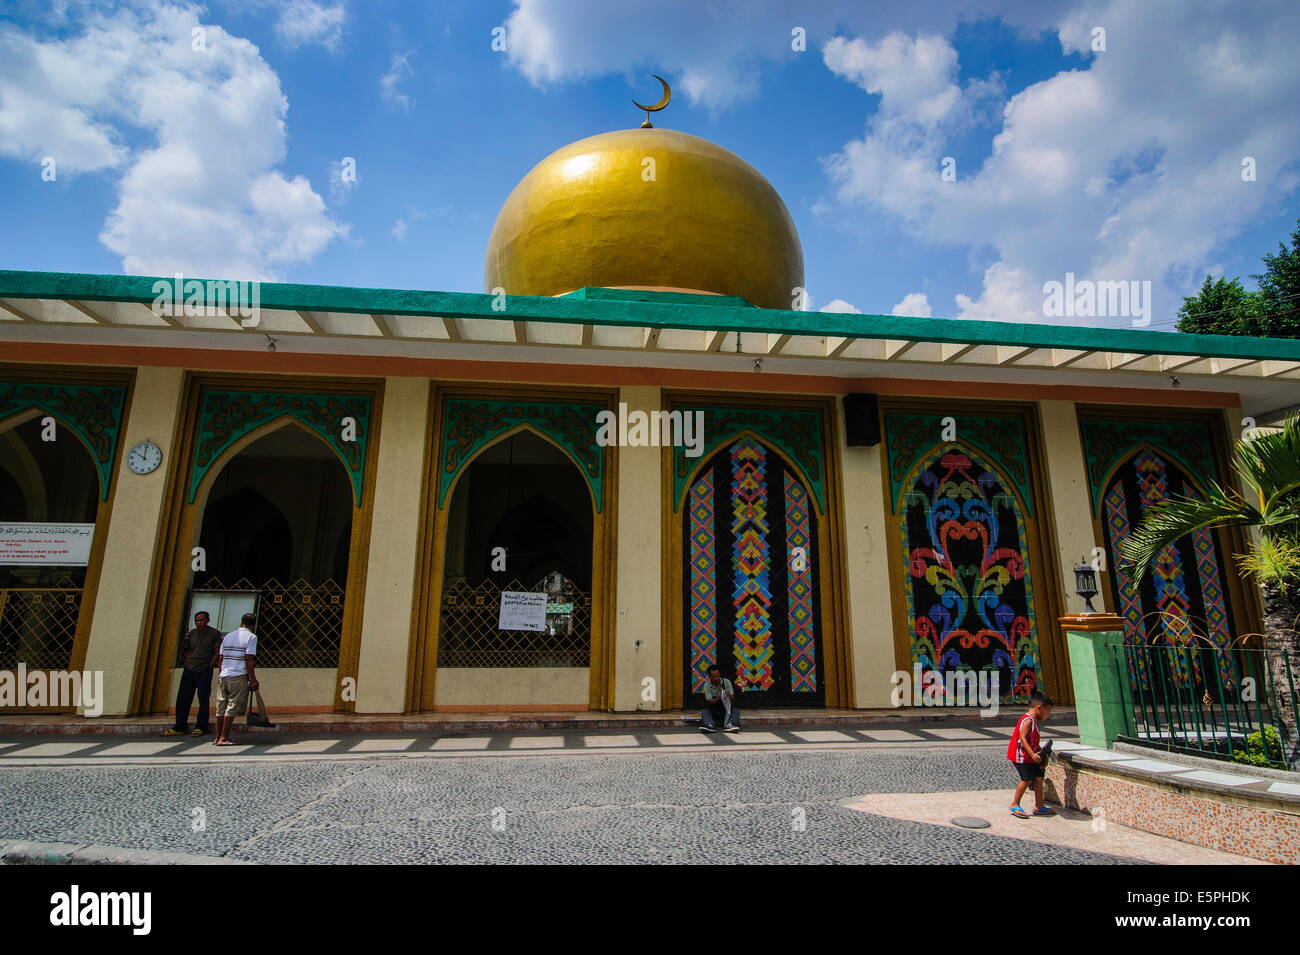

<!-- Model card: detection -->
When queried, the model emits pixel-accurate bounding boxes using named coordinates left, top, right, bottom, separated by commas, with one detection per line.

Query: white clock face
left=127, top=441, right=163, bottom=475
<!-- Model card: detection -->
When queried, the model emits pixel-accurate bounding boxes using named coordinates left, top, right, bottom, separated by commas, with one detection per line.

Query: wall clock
left=127, top=440, right=163, bottom=475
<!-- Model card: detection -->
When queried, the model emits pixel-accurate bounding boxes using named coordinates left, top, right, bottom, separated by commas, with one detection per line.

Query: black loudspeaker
left=843, top=393, right=881, bottom=447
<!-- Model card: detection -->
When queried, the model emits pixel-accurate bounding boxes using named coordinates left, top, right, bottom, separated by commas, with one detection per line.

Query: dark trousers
left=701, top=699, right=740, bottom=729
left=173, top=668, right=213, bottom=732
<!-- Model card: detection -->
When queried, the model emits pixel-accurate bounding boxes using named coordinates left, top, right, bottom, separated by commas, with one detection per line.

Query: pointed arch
left=189, top=415, right=358, bottom=517
left=439, top=421, right=597, bottom=516
left=0, top=381, right=128, bottom=501
left=0, top=407, right=108, bottom=501
left=436, top=397, right=608, bottom=511
left=680, top=434, right=825, bottom=703
left=188, top=389, right=372, bottom=506
left=675, top=426, right=824, bottom=517
left=1093, top=439, right=1210, bottom=518
left=894, top=437, right=1042, bottom=700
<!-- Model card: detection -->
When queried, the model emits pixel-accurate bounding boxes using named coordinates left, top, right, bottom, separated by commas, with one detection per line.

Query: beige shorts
left=216, top=674, right=249, bottom=717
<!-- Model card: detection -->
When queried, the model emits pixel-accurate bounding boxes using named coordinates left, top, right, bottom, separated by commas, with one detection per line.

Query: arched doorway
left=437, top=429, right=594, bottom=690
left=896, top=444, right=1042, bottom=701
left=682, top=436, right=825, bottom=707
left=0, top=415, right=99, bottom=672
left=1101, top=447, right=1239, bottom=692
left=189, top=424, right=354, bottom=671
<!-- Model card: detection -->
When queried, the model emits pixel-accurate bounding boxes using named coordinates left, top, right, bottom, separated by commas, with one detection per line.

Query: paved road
left=0, top=723, right=1136, bottom=864
left=0, top=719, right=1081, bottom=764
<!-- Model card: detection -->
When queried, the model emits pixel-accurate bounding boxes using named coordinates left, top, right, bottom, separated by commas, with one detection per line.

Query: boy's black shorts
left=1013, top=761, right=1045, bottom=782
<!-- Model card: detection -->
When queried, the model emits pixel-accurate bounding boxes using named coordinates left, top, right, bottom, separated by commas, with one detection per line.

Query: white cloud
left=499, top=0, right=1064, bottom=110
left=380, top=51, right=415, bottom=111
left=891, top=292, right=932, bottom=317
left=391, top=207, right=427, bottom=241
left=820, top=298, right=861, bottom=313
left=1, top=2, right=346, bottom=280
left=823, top=33, right=961, bottom=126
left=823, top=0, right=1300, bottom=325
left=275, top=0, right=347, bottom=53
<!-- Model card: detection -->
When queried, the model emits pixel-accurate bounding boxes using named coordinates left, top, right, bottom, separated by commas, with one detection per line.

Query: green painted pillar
left=1061, top=614, right=1129, bottom=749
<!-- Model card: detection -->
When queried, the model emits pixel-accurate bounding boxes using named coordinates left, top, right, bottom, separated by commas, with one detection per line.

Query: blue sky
left=2, top=0, right=1298, bottom=330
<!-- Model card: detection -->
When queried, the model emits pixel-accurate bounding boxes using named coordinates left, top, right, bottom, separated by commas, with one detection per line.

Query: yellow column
left=82, top=367, right=185, bottom=716
left=354, top=377, right=430, bottom=714
left=613, top=385, right=662, bottom=711
left=1039, top=400, right=1099, bottom=614
left=838, top=408, right=896, bottom=708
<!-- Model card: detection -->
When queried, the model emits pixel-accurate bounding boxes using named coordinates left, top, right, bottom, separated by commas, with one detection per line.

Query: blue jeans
left=701, top=700, right=740, bottom=729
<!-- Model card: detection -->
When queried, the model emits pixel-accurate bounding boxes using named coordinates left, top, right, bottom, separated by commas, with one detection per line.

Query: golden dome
left=484, top=128, right=803, bottom=309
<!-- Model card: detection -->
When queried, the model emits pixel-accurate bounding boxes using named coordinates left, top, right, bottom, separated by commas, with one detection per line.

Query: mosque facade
left=1, top=120, right=1296, bottom=718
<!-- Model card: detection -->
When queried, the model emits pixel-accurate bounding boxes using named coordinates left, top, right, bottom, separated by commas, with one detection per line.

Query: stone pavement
left=0, top=719, right=1082, bottom=765
left=0, top=719, right=1252, bottom=865
left=843, top=790, right=1270, bottom=865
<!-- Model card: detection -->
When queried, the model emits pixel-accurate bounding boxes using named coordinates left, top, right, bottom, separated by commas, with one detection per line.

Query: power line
left=1143, top=290, right=1300, bottom=331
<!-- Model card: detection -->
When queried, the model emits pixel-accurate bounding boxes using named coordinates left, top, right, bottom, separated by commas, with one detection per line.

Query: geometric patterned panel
left=784, top=472, right=817, bottom=692
left=687, top=470, right=717, bottom=693
left=731, top=439, right=773, bottom=690
left=897, top=446, right=1042, bottom=701
left=1100, top=450, right=1238, bottom=687
left=1079, top=417, right=1217, bottom=517
left=672, top=405, right=825, bottom=514
left=681, top=438, right=823, bottom=706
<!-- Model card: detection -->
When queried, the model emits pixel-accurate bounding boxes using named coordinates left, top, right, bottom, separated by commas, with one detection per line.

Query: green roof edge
left=3, top=268, right=1299, bottom=362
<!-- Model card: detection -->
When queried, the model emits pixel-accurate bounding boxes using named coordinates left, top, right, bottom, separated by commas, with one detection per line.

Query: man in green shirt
left=163, top=611, right=222, bottom=736
left=700, top=665, right=740, bottom=734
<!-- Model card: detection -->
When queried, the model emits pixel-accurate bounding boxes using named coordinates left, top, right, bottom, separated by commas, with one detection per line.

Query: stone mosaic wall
left=1045, top=759, right=1299, bottom=865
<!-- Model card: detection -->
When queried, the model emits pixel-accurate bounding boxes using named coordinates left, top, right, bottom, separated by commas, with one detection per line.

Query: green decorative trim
left=438, top=399, right=608, bottom=512
left=884, top=413, right=1033, bottom=517
left=0, top=380, right=127, bottom=501
left=3, top=269, right=1299, bottom=363
left=672, top=405, right=825, bottom=513
left=189, top=390, right=372, bottom=506
left=560, top=287, right=756, bottom=308
left=1078, top=418, right=1217, bottom=516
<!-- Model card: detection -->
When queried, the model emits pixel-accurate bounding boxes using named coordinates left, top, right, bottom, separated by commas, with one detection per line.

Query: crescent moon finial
left=632, top=74, right=671, bottom=128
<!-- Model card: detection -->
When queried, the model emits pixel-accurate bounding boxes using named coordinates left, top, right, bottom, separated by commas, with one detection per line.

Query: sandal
left=1009, top=806, right=1030, bottom=819
left=1033, top=806, right=1056, bottom=817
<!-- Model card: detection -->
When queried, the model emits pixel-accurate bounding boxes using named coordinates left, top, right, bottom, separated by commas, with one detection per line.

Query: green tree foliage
left=1176, top=219, right=1300, bottom=338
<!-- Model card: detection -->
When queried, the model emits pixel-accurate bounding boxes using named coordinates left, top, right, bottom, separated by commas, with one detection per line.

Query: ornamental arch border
left=0, top=364, right=135, bottom=709
left=132, top=374, right=385, bottom=716
left=408, top=384, right=619, bottom=712
left=877, top=397, right=1071, bottom=704
left=659, top=391, right=851, bottom=711
left=1075, top=405, right=1262, bottom=643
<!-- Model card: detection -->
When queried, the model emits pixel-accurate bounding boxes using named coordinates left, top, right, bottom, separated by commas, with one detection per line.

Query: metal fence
left=438, top=576, right=590, bottom=668
left=1113, top=628, right=1298, bottom=770
left=192, top=577, right=344, bottom=668
left=0, top=581, right=81, bottom=670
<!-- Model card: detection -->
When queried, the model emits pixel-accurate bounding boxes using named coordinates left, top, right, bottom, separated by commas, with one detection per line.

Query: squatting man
left=700, top=665, right=741, bottom=733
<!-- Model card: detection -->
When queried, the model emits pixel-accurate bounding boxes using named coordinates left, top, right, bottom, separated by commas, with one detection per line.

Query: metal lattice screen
left=438, top=577, right=590, bottom=668
left=195, top=577, right=343, bottom=668
left=0, top=579, right=81, bottom=670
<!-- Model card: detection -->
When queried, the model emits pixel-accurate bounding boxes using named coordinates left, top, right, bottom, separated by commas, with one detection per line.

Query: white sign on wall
left=0, top=523, right=95, bottom=566
left=498, top=590, right=547, bottom=632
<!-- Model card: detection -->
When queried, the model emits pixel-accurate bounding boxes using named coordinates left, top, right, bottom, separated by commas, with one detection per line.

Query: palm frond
left=1237, top=535, right=1300, bottom=589
left=1235, top=414, right=1300, bottom=511
left=1119, top=487, right=1263, bottom=585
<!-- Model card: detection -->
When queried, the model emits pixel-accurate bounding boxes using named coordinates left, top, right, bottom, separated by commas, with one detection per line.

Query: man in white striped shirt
left=213, top=613, right=259, bottom=746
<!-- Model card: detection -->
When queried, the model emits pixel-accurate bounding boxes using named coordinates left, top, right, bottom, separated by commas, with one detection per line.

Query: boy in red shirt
left=1008, top=691, right=1055, bottom=818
